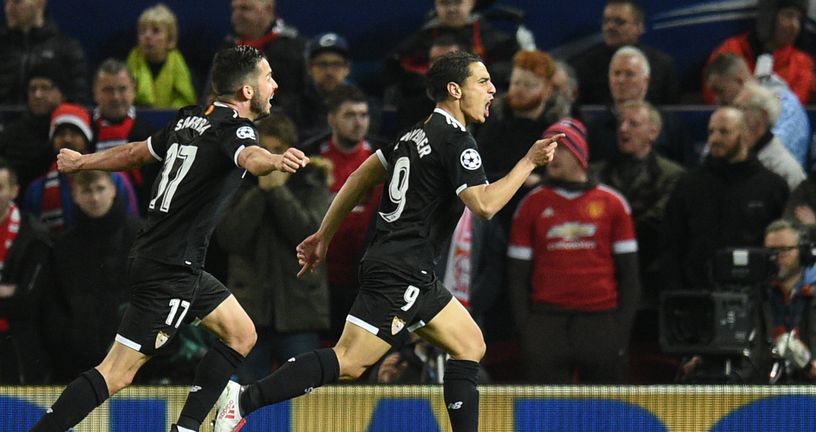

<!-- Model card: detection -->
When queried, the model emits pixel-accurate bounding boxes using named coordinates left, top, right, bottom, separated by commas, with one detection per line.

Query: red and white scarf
left=0, top=203, right=19, bottom=333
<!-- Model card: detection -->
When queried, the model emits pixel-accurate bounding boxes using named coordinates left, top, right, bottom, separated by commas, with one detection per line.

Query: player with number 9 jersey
left=365, top=108, right=488, bottom=277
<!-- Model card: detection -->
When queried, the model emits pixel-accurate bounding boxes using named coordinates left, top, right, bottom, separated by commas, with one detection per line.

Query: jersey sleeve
left=147, top=120, right=173, bottom=161
left=507, top=191, right=537, bottom=261
left=606, top=188, right=638, bottom=255
left=444, top=133, right=488, bottom=195
left=375, top=141, right=397, bottom=170
left=223, top=123, right=260, bottom=167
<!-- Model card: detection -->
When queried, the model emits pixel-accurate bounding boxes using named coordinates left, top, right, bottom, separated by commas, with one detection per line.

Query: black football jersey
left=130, top=102, right=258, bottom=269
left=362, top=108, right=488, bottom=277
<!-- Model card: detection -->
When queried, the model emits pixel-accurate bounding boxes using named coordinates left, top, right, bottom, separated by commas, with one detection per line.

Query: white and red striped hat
left=49, top=102, right=92, bottom=142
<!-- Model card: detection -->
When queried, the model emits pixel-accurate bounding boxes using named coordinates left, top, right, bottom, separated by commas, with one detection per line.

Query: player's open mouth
left=484, top=100, right=492, bottom=118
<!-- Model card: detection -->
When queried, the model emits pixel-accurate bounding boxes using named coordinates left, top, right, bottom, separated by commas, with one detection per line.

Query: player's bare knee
left=452, top=334, right=486, bottom=362
left=334, top=350, right=369, bottom=381
left=105, top=371, right=135, bottom=395
left=227, top=328, right=257, bottom=357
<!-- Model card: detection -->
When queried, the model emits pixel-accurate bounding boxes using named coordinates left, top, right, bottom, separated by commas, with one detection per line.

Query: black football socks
left=444, top=359, right=480, bottom=432
left=177, top=340, right=244, bottom=431
left=30, top=368, right=110, bottom=431
left=240, top=348, right=339, bottom=416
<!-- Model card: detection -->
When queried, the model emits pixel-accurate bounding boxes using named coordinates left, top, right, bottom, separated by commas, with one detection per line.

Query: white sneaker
left=213, top=380, right=246, bottom=432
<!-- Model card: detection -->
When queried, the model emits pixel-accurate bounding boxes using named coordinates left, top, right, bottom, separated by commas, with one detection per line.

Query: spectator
left=568, top=0, right=679, bottom=105
left=211, top=0, right=307, bottom=112
left=589, top=100, right=684, bottom=382
left=661, top=106, right=789, bottom=292
left=21, top=102, right=138, bottom=233
left=0, top=0, right=88, bottom=104
left=586, top=46, right=692, bottom=165
left=762, top=219, right=816, bottom=383
left=46, top=170, right=140, bottom=383
left=705, top=52, right=810, bottom=169
left=127, top=3, right=197, bottom=108
left=216, top=113, right=330, bottom=381
left=0, top=159, right=52, bottom=384
left=300, top=84, right=383, bottom=339
left=590, top=100, right=684, bottom=308
left=92, top=58, right=159, bottom=213
left=389, top=0, right=519, bottom=90
left=704, top=0, right=813, bottom=104
left=0, top=62, right=66, bottom=194
left=293, top=32, right=352, bottom=142
left=735, top=81, right=805, bottom=190
left=507, top=118, right=640, bottom=384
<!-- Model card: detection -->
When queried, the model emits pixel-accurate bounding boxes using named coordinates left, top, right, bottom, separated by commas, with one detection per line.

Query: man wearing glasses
left=568, top=0, right=679, bottom=105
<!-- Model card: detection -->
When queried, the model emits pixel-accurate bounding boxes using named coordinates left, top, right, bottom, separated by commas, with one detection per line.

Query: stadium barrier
left=3, top=384, right=816, bottom=431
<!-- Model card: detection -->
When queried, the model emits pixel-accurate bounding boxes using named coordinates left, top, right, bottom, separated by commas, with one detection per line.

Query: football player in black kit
left=30, top=46, right=310, bottom=432
left=213, top=50, right=562, bottom=432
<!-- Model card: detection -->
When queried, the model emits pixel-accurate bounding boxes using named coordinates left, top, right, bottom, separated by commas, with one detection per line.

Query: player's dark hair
left=425, top=50, right=482, bottom=102
left=326, top=84, right=367, bottom=113
left=0, top=158, right=17, bottom=186
left=211, top=45, right=265, bottom=96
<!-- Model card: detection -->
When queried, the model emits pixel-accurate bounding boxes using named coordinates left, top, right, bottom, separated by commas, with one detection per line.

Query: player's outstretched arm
left=459, top=134, right=561, bottom=220
left=297, top=153, right=386, bottom=277
left=239, top=146, right=309, bottom=176
left=57, top=140, right=155, bottom=173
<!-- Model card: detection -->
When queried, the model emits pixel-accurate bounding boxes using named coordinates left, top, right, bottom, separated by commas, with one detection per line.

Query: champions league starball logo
left=460, top=149, right=482, bottom=170
left=236, top=126, right=256, bottom=140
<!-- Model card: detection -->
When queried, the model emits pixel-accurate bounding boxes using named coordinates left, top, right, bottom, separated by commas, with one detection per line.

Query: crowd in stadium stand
left=3, top=0, right=816, bottom=387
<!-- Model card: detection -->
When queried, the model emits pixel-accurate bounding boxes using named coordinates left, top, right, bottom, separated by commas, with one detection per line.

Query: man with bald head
left=660, top=106, right=788, bottom=291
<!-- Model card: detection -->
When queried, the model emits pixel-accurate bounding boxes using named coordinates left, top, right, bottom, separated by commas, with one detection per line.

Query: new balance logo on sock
left=447, top=401, right=463, bottom=410
left=190, top=385, right=202, bottom=393
left=304, top=387, right=314, bottom=394
left=46, top=408, right=53, bottom=414
left=288, top=357, right=296, bottom=362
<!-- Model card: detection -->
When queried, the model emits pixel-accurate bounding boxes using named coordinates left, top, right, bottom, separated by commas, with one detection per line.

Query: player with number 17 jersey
left=363, top=107, right=488, bottom=279
left=131, top=102, right=260, bottom=271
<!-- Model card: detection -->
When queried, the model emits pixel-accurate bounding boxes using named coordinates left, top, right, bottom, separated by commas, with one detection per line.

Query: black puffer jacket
left=0, top=20, right=89, bottom=104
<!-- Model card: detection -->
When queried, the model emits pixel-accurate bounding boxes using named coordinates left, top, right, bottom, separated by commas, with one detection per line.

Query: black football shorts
left=115, top=257, right=230, bottom=356
left=347, top=259, right=453, bottom=345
